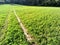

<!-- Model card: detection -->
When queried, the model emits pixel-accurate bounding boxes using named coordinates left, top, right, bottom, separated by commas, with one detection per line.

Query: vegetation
left=0, top=4, right=60, bottom=45
left=14, top=5, right=60, bottom=45
left=1, top=0, right=60, bottom=6
left=0, top=5, right=29, bottom=45
left=0, top=5, right=9, bottom=31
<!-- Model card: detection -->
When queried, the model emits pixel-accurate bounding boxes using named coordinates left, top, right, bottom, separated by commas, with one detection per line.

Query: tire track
left=13, top=8, right=36, bottom=45
left=0, top=10, right=10, bottom=42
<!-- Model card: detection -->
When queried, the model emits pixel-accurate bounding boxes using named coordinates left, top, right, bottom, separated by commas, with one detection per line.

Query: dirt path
left=13, top=8, right=36, bottom=45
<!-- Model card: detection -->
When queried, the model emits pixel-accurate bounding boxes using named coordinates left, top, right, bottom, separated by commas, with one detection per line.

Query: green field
left=0, top=4, right=60, bottom=45
left=0, top=5, right=29, bottom=45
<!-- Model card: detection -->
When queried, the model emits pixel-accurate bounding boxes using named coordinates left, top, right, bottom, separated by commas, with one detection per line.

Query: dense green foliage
left=0, top=5, right=29, bottom=45
left=14, top=5, right=60, bottom=45
left=0, top=5, right=9, bottom=30
left=1, top=0, right=60, bottom=6
left=0, top=4, right=60, bottom=45
left=8, top=0, right=60, bottom=6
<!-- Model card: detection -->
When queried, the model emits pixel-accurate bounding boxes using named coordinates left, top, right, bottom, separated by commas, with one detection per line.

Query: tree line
left=9, top=0, right=60, bottom=6
left=1, top=0, right=60, bottom=6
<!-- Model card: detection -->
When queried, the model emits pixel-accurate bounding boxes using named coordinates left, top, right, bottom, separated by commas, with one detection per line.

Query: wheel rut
left=0, top=10, right=10, bottom=42
left=13, top=8, right=36, bottom=45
